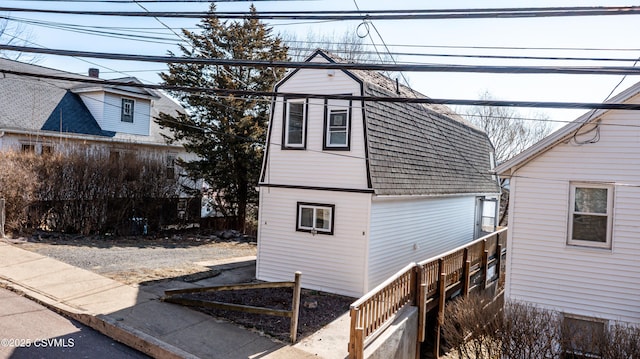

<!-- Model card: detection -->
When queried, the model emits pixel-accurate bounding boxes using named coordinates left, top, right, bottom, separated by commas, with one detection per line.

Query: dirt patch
left=171, top=287, right=354, bottom=342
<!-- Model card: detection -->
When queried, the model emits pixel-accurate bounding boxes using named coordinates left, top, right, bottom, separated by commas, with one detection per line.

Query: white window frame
left=325, top=107, right=350, bottom=148
left=284, top=99, right=306, bottom=148
left=121, top=98, right=135, bottom=123
left=567, top=182, right=613, bottom=249
left=296, top=202, right=334, bottom=235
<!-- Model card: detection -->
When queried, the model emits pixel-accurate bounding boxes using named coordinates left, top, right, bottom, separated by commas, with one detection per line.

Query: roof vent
left=88, top=68, right=99, bottom=78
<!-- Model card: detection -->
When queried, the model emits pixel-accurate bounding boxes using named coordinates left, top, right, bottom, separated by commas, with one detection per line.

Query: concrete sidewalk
left=0, top=240, right=344, bottom=359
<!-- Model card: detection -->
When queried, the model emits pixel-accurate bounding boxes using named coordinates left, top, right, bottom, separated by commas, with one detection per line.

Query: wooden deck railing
left=348, top=228, right=508, bottom=359
left=348, top=262, right=416, bottom=357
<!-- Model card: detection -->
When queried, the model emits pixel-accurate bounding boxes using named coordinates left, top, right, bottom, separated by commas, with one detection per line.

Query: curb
left=0, top=279, right=198, bottom=359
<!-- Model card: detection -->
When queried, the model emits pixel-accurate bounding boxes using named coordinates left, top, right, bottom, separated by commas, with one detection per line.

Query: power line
left=4, top=6, right=640, bottom=20
left=285, top=40, right=640, bottom=53
left=8, top=0, right=301, bottom=2
left=5, top=45, right=640, bottom=76
left=6, top=12, right=640, bottom=55
left=5, top=67, right=640, bottom=111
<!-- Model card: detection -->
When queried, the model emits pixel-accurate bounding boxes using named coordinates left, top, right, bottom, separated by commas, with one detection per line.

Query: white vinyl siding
left=261, top=66, right=367, bottom=189
left=79, top=92, right=150, bottom=136
left=103, top=93, right=150, bottom=135
left=257, top=187, right=370, bottom=297
left=78, top=92, right=105, bottom=124
left=506, top=104, right=640, bottom=324
left=367, top=196, right=476, bottom=291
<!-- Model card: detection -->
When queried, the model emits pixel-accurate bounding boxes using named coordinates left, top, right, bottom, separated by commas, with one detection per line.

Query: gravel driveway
left=8, top=232, right=257, bottom=284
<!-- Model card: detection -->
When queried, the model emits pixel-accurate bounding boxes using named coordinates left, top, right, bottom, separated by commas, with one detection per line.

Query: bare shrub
left=591, top=322, right=640, bottom=359
left=0, top=151, right=38, bottom=232
left=441, top=293, right=502, bottom=359
left=442, top=296, right=640, bottom=359
left=501, top=301, right=563, bottom=359
left=1, top=146, right=185, bottom=235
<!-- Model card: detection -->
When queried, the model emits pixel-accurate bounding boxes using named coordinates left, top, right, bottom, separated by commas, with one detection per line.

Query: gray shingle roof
left=41, top=91, right=115, bottom=137
left=0, top=58, right=180, bottom=144
left=318, top=50, right=499, bottom=196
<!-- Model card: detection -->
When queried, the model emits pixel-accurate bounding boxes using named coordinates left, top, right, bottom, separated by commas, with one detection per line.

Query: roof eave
left=0, top=128, right=181, bottom=148
left=496, top=80, right=640, bottom=176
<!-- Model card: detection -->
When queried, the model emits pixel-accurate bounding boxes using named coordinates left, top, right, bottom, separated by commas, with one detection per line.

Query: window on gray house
left=166, top=154, right=176, bottom=180
left=568, top=183, right=613, bottom=248
left=121, top=98, right=135, bottom=123
left=296, top=202, right=334, bottom=235
left=41, top=145, right=53, bottom=156
left=284, top=99, right=306, bottom=148
left=21, top=144, right=35, bottom=153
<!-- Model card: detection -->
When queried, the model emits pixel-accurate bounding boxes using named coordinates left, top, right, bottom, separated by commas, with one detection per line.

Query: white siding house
left=258, top=50, right=500, bottom=297
left=496, top=82, right=640, bottom=325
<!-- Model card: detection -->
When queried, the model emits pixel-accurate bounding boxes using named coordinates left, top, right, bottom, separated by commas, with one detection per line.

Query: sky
left=4, top=0, right=640, bottom=130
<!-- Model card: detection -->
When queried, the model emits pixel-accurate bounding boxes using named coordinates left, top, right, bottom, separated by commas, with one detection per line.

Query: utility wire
left=4, top=6, right=640, bottom=20
left=6, top=45, right=640, bottom=76
left=5, top=68, right=640, bottom=111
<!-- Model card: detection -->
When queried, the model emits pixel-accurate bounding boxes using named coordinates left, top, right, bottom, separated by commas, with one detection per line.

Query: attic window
left=283, top=99, right=307, bottom=149
left=121, top=98, right=135, bottom=123
left=325, top=99, right=351, bottom=149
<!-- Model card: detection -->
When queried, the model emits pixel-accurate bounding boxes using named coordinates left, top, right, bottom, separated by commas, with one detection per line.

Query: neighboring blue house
left=0, top=58, right=187, bottom=162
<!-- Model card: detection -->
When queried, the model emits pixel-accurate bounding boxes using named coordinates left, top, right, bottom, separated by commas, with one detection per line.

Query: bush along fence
left=163, top=271, right=303, bottom=343
left=0, top=149, right=200, bottom=235
left=442, top=295, right=640, bottom=359
left=348, top=228, right=507, bottom=359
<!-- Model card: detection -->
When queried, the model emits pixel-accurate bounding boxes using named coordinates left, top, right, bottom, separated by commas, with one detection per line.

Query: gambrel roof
left=304, top=50, right=499, bottom=196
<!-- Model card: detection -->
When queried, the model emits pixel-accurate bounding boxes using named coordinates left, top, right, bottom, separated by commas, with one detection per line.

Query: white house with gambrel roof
left=496, top=81, right=640, bottom=326
left=257, top=50, right=500, bottom=297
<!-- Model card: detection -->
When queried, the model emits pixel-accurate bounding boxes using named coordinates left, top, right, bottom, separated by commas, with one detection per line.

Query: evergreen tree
left=157, top=4, right=288, bottom=230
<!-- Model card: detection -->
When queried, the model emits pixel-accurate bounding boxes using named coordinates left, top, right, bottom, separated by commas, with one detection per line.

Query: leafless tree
left=282, top=28, right=381, bottom=62
left=0, top=16, right=40, bottom=62
left=463, top=91, right=554, bottom=164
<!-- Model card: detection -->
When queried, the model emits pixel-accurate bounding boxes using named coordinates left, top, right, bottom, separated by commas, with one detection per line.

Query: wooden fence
left=348, top=228, right=507, bottom=359
left=164, top=271, right=303, bottom=343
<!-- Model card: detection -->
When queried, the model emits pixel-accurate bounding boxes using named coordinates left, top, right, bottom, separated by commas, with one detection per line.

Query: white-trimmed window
left=121, top=98, right=135, bottom=123
left=568, top=183, right=613, bottom=248
left=297, top=202, right=334, bottom=235
left=325, top=108, right=349, bottom=148
left=284, top=99, right=306, bottom=148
